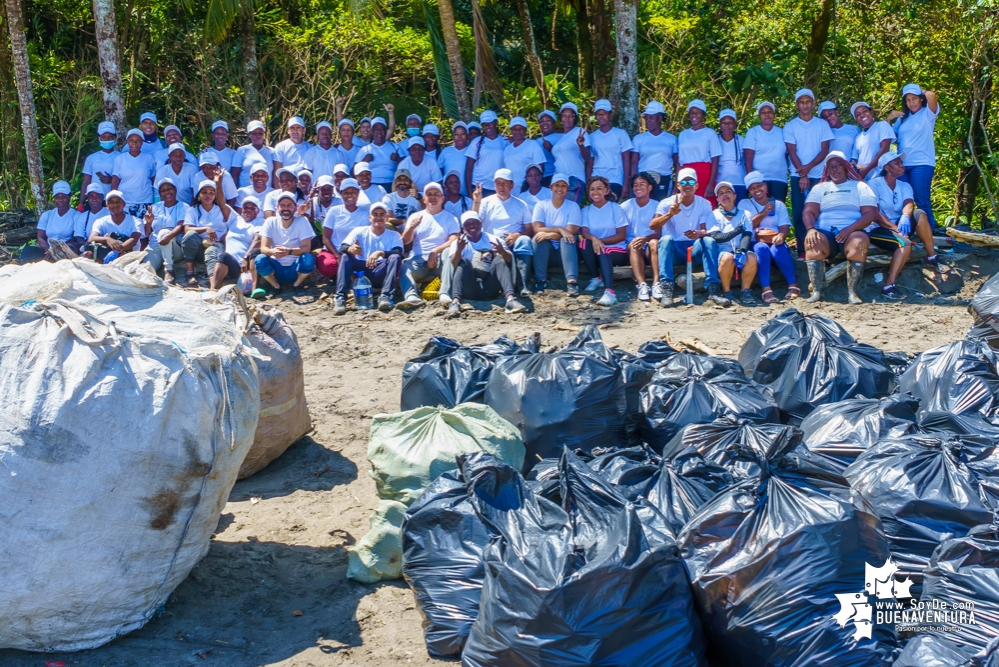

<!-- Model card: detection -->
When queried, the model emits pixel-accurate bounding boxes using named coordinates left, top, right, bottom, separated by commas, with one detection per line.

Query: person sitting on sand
left=254, top=192, right=316, bottom=297
left=332, top=202, right=403, bottom=315
left=738, top=171, right=799, bottom=303
left=445, top=211, right=528, bottom=318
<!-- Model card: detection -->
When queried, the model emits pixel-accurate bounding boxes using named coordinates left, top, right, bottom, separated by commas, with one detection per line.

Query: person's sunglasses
left=678, top=178, right=697, bottom=187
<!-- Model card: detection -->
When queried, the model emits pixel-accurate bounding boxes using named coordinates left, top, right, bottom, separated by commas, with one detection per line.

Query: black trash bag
left=679, top=427, right=897, bottom=667
left=900, top=339, right=999, bottom=425
left=738, top=307, right=856, bottom=376
left=463, top=448, right=708, bottom=667
left=800, top=394, right=920, bottom=469
left=641, top=356, right=779, bottom=452
left=919, top=411, right=999, bottom=441
left=615, top=341, right=680, bottom=446
left=586, top=445, right=662, bottom=501
left=886, top=350, right=916, bottom=382
left=845, top=434, right=999, bottom=593
left=644, top=446, right=734, bottom=534
left=662, top=417, right=801, bottom=478
left=892, top=635, right=977, bottom=667
left=484, top=326, right=626, bottom=471
left=401, top=452, right=524, bottom=658
left=969, top=321, right=999, bottom=350
left=400, top=334, right=536, bottom=410
left=968, top=273, right=999, bottom=349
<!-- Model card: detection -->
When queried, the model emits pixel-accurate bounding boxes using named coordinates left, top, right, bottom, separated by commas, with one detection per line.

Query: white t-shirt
left=503, top=140, right=546, bottom=193
left=532, top=199, right=581, bottom=230
left=304, top=144, right=342, bottom=180
left=536, top=132, right=563, bottom=177
left=232, top=144, right=276, bottom=187
left=91, top=214, right=139, bottom=240
left=744, top=125, right=788, bottom=184
left=439, top=145, right=470, bottom=195
left=805, top=179, right=878, bottom=232
left=343, top=226, right=403, bottom=261
left=383, top=191, right=422, bottom=220
left=551, top=128, right=590, bottom=181
left=829, top=124, right=860, bottom=158
left=155, top=163, right=199, bottom=206
left=443, top=195, right=475, bottom=220
left=359, top=184, right=386, bottom=207
left=38, top=208, right=78, bottom=242
left=323, top=204, right=371, bottom=248
left=456, top=232, right=504, bottom=262
left=868, top=176, right=915, bottom=223
left=654, top=195, right=713, bottom=241
left=397, top=156, right=443, bottom=192
left=894, top=105, right=940, bottom=167
left=588, top=127, right=634, bottom=186
left=621, top=197, right=658, bottom=241
left=236, top=184, right=274, bottom=207
left=479, top=194, right=532, bottom=237
left=184, top=204, right=233, bottom=239
left=852, top=121, right=896, bottom=179
left=717, top=135, right=747, bottom=186
left=273, top=138, right=313, bottom=172
left=738, top=197, right=791, bottom=235
left=581, top=201, right=627, bottom=250
left=264, top=189, right=305, bottom=214
left=140, top=137, right=165, bottom=155
left=677, top=127, right=722, bottom=165
left=407, top=209, right=459, bottom=258
left=205, top=146, right=235, bottom=171
left=224, top=215, right=260, bottom=263
left=261, top=215, right=315, bottom=266
left=357, top=141, right=399, bottom=183
left=82, top=149, right=120, bottom=196
left=517, top=187, right=552, bottom=211
left=783, top=116, right=835, bottom=178
left=631, top=131, right=678, bottom=177
left=153, top=145, right=197, bottom=168
left=198, top=170, right=238, bottom=203
left=112, top=152, right=157, bottom=204
left=708, top=208, right=753, bottom=253
left=146, top=201, right=191, bottom=245
left=74, top=206, right=109, bottom=240
left=465, top=136, right=510, bottom=190
left=337, top=142, right=361, bottom=167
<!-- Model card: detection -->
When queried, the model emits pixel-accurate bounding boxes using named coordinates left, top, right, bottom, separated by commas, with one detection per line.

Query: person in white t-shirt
left=353, top=162, right=387, bottom=207
left=331, top=202, right=403, bottom=314
left=397, top=136, right=443, bottom=192
left=203, top=120, right=236, bottom=170
left=140, top=177, right=189, bottom=283
left=304, top=121, right=341, bottom=179
left=357, top=117, right=398, bottom=189
left=155, top=142, right=199, bottom=206
left=254, top=192, right=316, bottom=297
left=180, top=174, right=236, bottom=287
left=302, top=174, right=339, bottom=249
left=236, top=162, right=274, bottom=213
left=535, top=110, right=563, bottom=185
left=210, top=197, right=262, bottom=290
left=551, top=102, right=591, bottom=203
left=152, top=125, right=197, bottom=167
left=443, top=170, right=476, bottom=220
left=272, top=116, right=312, bottom=187
left=850, top=102, right=895, bottom=182
left=444, top=211, right=528, bottom=318
left=422, top=124, right=442, bottom=161
left=35, top=181, right=81, bottom=259
left=784, top=88, right=834, bottom=252
left=738, top=171, right=799, bottom=303
left=196, top=152, right=238, bottom=207
left=87, top=190, right=141, bottom=262
left=744, top=101, right=788, bottom=203
left=439, top=122, right=471, bottom=195
left=394, top=113, right=425, bottom=159
left=818, top=101, right=860, bottom=158
left=264, top=167, right=307, bottom=217
left=579, top=176, right=629, bottom=306
left=887, top=83, right=941, bottom=228
left=81, top=120, right=119, bottom=198
left=649, top=167, right=726, bottom=307
left=716, top=109, right=747, bottom=201
left=588, top=99, right=634, bottom=199
left=231, top=120, right=276, bottom=188
left=335, top=118, right=362, bottom=167
left=709, top=182, right=757, bottom=306
left=802, top=151, right=879, bottom=304
left=138, top=112, right=165, bottom=155
left=517, top=164, right=552, bottom=210
left=868, top=151, right=938, bottom=298
left=623, top=172, right=662, bottom=301
left=503, top=116, right=546, bottom=196
left=631, top=101, right=679, bottom=201
left=531, top=173, right=582, bottom=295
left=383, top=169, right=423, bottom=228
left=398, top=182, right=459, bottom=306
left=465, top=110, right=510, bottom=196
left=319, top=178, right=369, bottom=281
left=678, top=99, right=722, bottom=206
left=74, top=184, right=109, bottom=252
left=111, top=129, right=157, bottom=216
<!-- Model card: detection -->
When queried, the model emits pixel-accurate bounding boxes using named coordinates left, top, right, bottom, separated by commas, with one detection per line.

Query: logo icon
left=833, top=557, right=914, bottom=641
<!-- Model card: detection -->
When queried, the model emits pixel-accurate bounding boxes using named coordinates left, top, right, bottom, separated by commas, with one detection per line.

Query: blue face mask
left=406, top=127, right=420, bottom=137
left=100, top=140, right=115, bottom=150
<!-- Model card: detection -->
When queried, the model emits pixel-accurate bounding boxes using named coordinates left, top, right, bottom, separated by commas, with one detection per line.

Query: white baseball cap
left=139, top=112, right=158, bottom=123
left=756, top=101, right=775, bottom=114
left=369, top=202, right=389, bottom=213
left=277, top=191, right=298, bottom=203
left=850, top=101, right=872, bottom=117
left=686, top=99, right=707, bottom=113
left=902, top=83, right=923, bottom=97
left=877, top=151, right=906, bottom=169
left=453, top=121, right=468, bottom=131
left=316, top=175, right=335, bottom=188
left=353, top=162, right=371, bottom=174
left=466, top=121, right=481, bottom=130
left=643, top=101, right=666, bottom=116
left=509, top=116, right=527, bottom=129
left=823, top=150, right=849, bottom=164
left=316, top=121, right=333, bottom=132
left=359, top=117, right=372, bottom=125
left=338, top=118, right=355, bottom=129
left=422, top=182, right=443, bottom=195
left=249, top=162, right=269, bottom=175
left=559, top=102, right=579, bottom=115
left=163, top=124, right=182, bottom=138
left=275, top=167, right=297, bottom=178
left=714, top=180, right=736, bottom=196
left=371, top=116, right=387, bottom=127
left=794, top=88, right=815, bottom=102
left=126, top=128, right=143, bottom=140
left=406, top=113, right=422, bottom=124
left=480, top=110, right=499, bottom=124
left=287, top=116, right=306, bottom=129
left=199, top=152, right=219, bottom=166
left=494, top=168, right=514, bottom=182
left=744, top=171, right=765, bottom=187
left=246, top=120, right=266, bottom=133
left=97, top=120, right=116, bottom=135
left=550, top=173, right=569, bottom=186
left=197, top=179, right=217, bottom=192
left=297, top=169, right=313, bottom=180
left=156, top=177, right=176, bottom=189
left=460, top=211, right=481, bottom=224
left=241, top=195, right=261, bottom=208
left=817, top=100, right=837, bottom=114
left=51, top=180, right=71, bottom=196
left=333, top=163, right=350, bottom=175
left=593, top=99, right=613, bottom=112
left=85, top=183, right=104, bottom=195
left=718, top=108, right=737, bottom=121
left=538, top=110, right=556, bottom=121
left=677, top=167, right=698, bottom=182
left=212, top=120, right=229, bottom=132
left=105, top=190, right=125, bottom=202
left=168, top=142, right=186, bottom=155
left=339, top=178, right=360, bottom=191
left=423, top=123, right=440, bottom=136
left=408, top=136, right=426, bottom=148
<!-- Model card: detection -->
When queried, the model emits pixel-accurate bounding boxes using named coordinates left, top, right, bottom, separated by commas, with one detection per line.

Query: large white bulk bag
left=0, top=259, right=260, bottom=652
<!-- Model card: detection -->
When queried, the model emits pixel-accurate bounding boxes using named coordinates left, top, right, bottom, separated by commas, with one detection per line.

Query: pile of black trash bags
left=397, top=305, right=999, bottom=666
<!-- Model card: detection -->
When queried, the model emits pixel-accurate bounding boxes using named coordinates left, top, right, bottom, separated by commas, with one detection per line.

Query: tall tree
left=437, top=0, right=471, bottom=121
left=205, top=0, right=260, bottom=121
left=0, top=0, right=24, bottom=207
left=588, top=0, right=614, bottom=98
left=471, top=0, right=505, bottom=110
left=92, top=0, right=126, bottom=139
left=573, top=0, right=593, bottom=90
left=515, top=0, right=546, bottom=106
left=610, top=0, right=638, bottom=135
left=804, top=0, right=835, bottom=90
left=4, top=0, right=45, bottom=212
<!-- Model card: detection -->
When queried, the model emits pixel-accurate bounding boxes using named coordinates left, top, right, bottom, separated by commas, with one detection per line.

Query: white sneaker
left=438, top=292, right=452, bottom=305
left=637, top=283, right=651, bottom=301
left=396, top=293, right=424, bottom=310
left=651, top=282, right=664, bottom=300
left=584, top=277, right=604, bottom=292
left=597, top=289, right=617, bottom=306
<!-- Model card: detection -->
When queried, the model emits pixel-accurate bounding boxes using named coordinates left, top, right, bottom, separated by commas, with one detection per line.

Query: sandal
left=185, top=273, right=199, bottom=287
left=761, top=288, right=778, bottom=304
left=785, top=286, right=801, bottom=300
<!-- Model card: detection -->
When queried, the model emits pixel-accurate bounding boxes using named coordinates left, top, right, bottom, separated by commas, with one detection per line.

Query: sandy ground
left=1, top=249, right=995, bottom=667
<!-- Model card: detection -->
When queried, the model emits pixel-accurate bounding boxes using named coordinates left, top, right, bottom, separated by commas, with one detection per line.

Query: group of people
left=32, top=82, right=941, bottom=309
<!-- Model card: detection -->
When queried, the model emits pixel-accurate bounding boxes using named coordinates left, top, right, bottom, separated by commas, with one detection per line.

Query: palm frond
left=423, top=0, right=461, bottom=120
left=205, top=0, right=248, bottom=44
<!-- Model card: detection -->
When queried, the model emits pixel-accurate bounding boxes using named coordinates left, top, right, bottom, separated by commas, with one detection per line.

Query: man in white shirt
left=254, top=192, right=316, bottom=296
left=155, top=142, right=199, bottom=206
left=398, top=182, right=459, bottom=307
left=236, top=162, right=275, bottom=212
left=319, top=178, right=369, bottom=280
left=784, top=88, right=834, bottom=256
left=153, top=125, right=197, bottom=166
left=331, top=202, right=403, bottom=314
left=444, top=211, right=528, bottom=318
left=396, top=137, right=443, bottom=192
left=232, top=120, right=276, bottom=187
left=272, top=116, right=312, bottom=186
left=87, top=190, right=141, bottom=262
left=304, top=121, right=340, bottom=179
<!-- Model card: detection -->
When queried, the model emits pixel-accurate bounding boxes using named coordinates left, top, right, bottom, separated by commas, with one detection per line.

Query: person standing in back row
left=818, top=101, right=860, bottom=158
left=851, top=102, right=896, bottom=182
left=678, top=99, right=722, bottom=206
left=784, top=88, right=834, bottom=257
left=888, top=83, right=940, bottom=229
left=231, top=120, right=276, bottom=188
left=272, top=116, right=312, bottom=184
left=535, top=110, right=563, bottom=186
left=631, top=101, right=679, bottom=202
left=465, top=110, right=509, bottom=197
left=81, top=121, right=119, bottom=199
left=743, top=101, right=788, bottom=203
left=550, top=103, right=591, bottom=203
left=588, top=99, right=634, bottom=200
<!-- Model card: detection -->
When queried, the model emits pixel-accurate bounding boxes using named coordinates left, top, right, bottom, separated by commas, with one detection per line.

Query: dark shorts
left=814, top=228, right=845, bottom=259
left=867, top=227, right=909, bottom=253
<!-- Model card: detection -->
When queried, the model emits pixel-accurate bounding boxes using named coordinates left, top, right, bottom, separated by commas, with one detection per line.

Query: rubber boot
left=515, top=256, right=533, bottom=296
left=847, top=260, right=865, bottom=304
left=806, top=260, right=825, bottom=303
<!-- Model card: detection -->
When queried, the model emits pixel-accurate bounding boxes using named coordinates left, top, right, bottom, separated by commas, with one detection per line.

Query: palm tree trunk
left=575, top=0, right=592, bottom=90
left=91, top=0, right=126, bottom=140
left=0, top=0, right=25, bottom=207
left=438, top=0, right=471, bottom=121
left=515, top=0, right=546, bottom=107
left=588, top=0, right=613, bottom=98
left=804, top=0, right=834, bottom=90
left=241, top=7, right=260, bottom=122
left=610, top=0, right=638, bottom=135
left=4, top=0, right=45, bottom=213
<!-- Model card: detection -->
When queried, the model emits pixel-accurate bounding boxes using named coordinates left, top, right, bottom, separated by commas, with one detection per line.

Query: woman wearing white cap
left=631, top=101, right=678, bottom=202
left=335, top=119, right=362, bottom=166
left=81, top=121, right=119, bottom=198
left=331, top=202, right=402, bottom=313
left=624, top=172, right=662, bottom=301
left=744, top=101, right=788, bottom=203
left=88, top=190, right=141, bottom=261
left=236, top=162, right=274, bottom=212
left=550, top=102, right=591, bottom=203
left=111, top=129, right=157, bottom=217
left=272, top=116, right=313, bottom=186
left=264, top=167, right=306, bottom=217
left=304, top=121, right=341, bottom=179
left=471, top=168, right=535, bottom=298
left=502, top=117, right=545, bottom=196
left=398, top=182, right=460, bottom=307
left=517, top=164, right=552, bottom=210
left=155, top=143, right=198, bottom=206
left=205, top=120, right=235, bottom=170
left=887, top=84, right=940, bottom=228
left=141, top=177, right=190, bottom=284
left=850, top=102, right=895, bottom=182
left=181, top=172, right=236, bottom=287
left=209, top=195, right=263, bottom=291
left=709, top=181, right=756, bottom=306
left=466, top=121, right=482, bottom=141
left=465, top=110, right=510, bottom=197
left=197, top=153, right=239, bottom=207
left=306, top=175, right=340, bottom=248
left=153, top=126, right=196, bottom=166
left=588, top=99, right=634, bottom=200
left=397, top=137, right=443, bottom=192
left=74, top=183, right=109, bottom=246
left=439, top=122, right=471, bottom=195
left=443, top=170, right=476, bottom=220
left=232, top=120, right=276, bottom=188
left=536, top=111, right=563, bottom=185
left=678, top=99, right=722, bottom=206
left=784, top=88, right=834, bottom=254
left=353, top=162, right=387, bottom=206
left=36, top=181, right=82, bottom=259
left=357, top=117, right=398, bottom=190
left=738, top=171, right=799, bottom=303
left=579, top=176, right=629, bottom=306
left=356, top=117, right=374, bottom=145
left=138, top=112, right=164, bottom=155
left=802, top=151, right=878, bottom=304
left=868, top=152, right=938, bottom=298
left=716, top=109, right=747, bottom=202
left=818, top=101, right=860, bottom=157
left=531, top=173, right=582, bottom=295
left=319, top=178, right=369, bottom=281
left=422, top=124, right=442, bottom=160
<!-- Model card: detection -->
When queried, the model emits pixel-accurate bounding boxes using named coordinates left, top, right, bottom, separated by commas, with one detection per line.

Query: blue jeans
left=900, top=165, right=936, bottom=229
left=657, top=237, right=720, bottom=285
left=254, top=253, right=315, bottom=285
left=753, top=241, right=798, bottom=288
left=790, top=177, right=821, bottom=253
left=532, top=237, right=579, bottom=282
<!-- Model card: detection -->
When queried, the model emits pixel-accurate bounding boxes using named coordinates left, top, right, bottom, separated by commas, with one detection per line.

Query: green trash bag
left=347, top=500, right=408, bottom=584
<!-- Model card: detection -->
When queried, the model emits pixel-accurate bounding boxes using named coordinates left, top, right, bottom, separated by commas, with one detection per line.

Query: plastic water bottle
left=353, top=272, right=374, bottom=310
